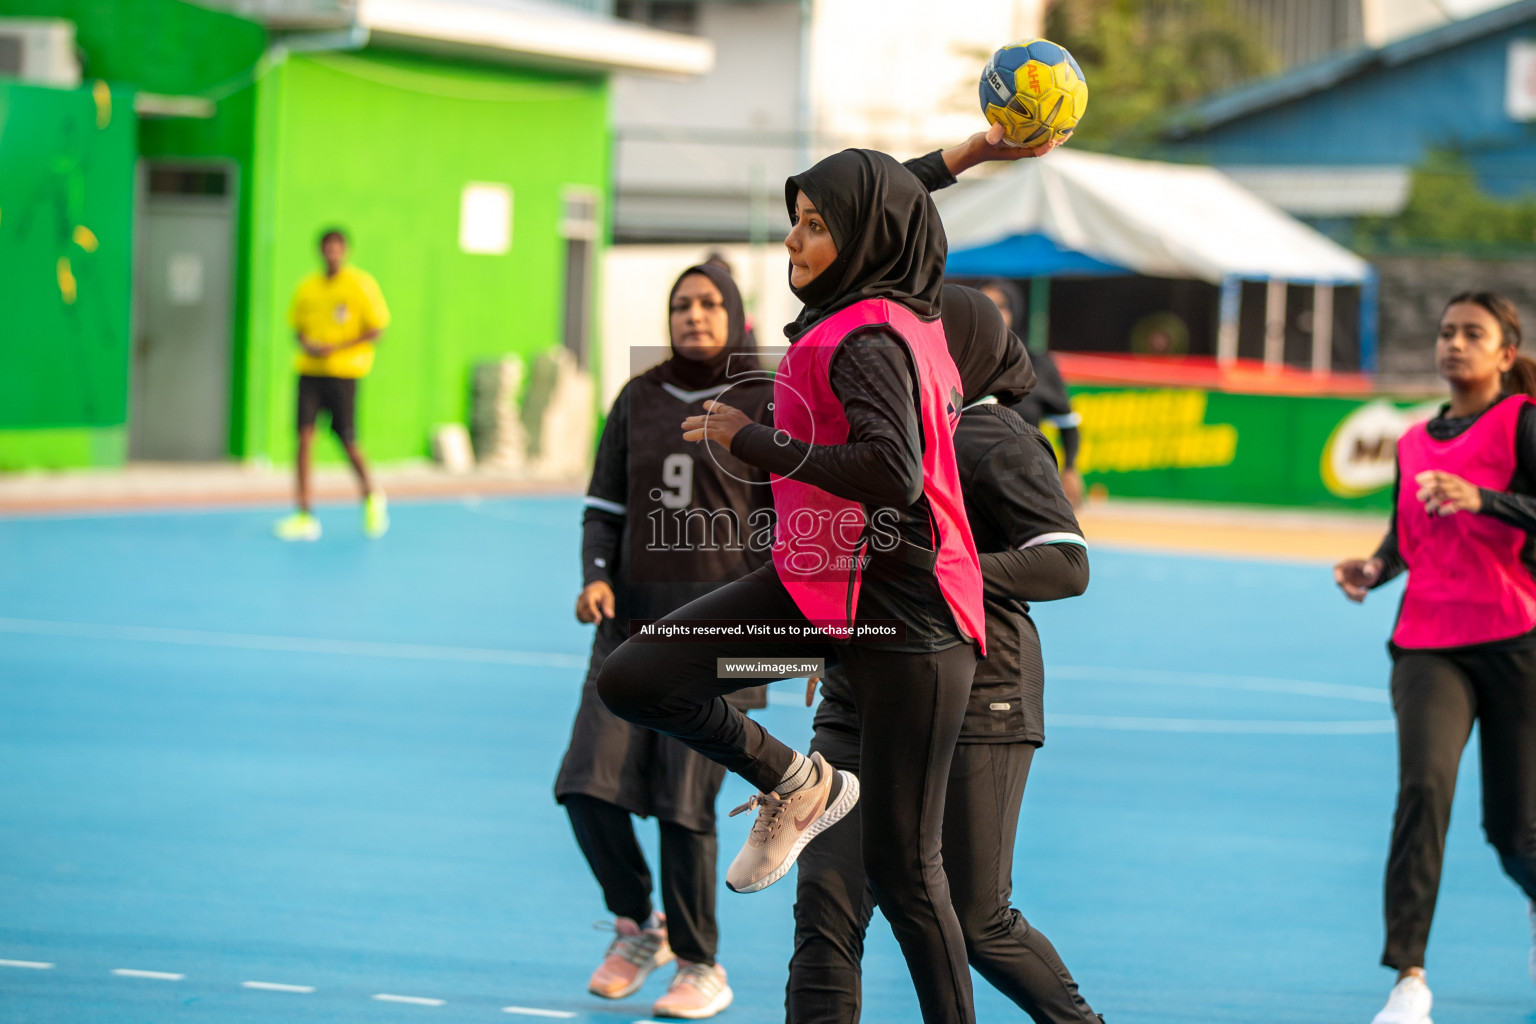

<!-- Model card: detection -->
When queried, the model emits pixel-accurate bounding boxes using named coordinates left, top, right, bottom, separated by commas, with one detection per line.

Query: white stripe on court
left=0, top=617, right=587, bottom=670
left=1046, top=713, right=1395, bottom=735
left=0, top=959, right=53, bottom=969
left=112, top=969, right=184, bottom=980
left=1051, top=665, right=1389, bottom=705
left=241, top=981, right=315, bottom=993
left=374, top=994, right=446, bottom=1006
left=502, top=1008, right=576, bottom=1018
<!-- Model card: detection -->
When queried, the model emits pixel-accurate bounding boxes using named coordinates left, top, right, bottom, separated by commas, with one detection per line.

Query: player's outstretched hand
left=804, top=674, right=820, bottom=707
left=943, top=123, right=1065, bottom=177
left=682, top=400, right=752, bottom=449
left=1333, top=557, right=1383, bottom=603
left=575, top=580, right=615, bottom=623
left=1414, top=470, right=1482, bottom=517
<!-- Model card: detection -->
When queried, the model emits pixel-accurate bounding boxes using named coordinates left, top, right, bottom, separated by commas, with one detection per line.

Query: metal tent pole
left=1311, top=283, right=1334, bottom=375
left=1217, top=276, right=1240, bottom=365
left=1264, top=278, right=1286, bottom=369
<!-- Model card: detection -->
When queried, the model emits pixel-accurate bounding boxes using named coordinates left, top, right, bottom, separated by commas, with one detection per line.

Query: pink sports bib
left=1392, top=394, right=1536, bottom=649
left=769, top=299, right=985, bottom=650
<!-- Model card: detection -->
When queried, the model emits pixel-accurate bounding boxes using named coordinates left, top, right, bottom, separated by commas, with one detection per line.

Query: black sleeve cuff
left=902, top=150, right=958, bottom=193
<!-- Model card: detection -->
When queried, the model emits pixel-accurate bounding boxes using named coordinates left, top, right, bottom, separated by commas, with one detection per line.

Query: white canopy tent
left=933, top=149, right=1377, bottom=371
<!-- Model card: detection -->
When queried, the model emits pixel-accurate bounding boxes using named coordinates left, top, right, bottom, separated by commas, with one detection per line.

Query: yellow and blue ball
left=979, top=39, right=1089, bottom=148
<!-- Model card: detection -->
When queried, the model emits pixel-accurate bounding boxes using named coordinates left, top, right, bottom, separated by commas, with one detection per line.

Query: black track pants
left=564, top=795, right=720, bottom=966
left=788, top=727, right=1100, bottom=1024
left=596, top=563, right=980, bottom=1024
left=1383, top=645, right=1536, bottom=970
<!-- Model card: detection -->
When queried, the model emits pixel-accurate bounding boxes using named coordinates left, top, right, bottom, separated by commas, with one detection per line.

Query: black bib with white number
left=620, top=375, right=774, bottom=623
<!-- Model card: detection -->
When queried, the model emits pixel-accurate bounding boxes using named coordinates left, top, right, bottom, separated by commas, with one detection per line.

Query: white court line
left=502, top=1008, right=576, bottom=1019
left=1046, top=713, right=1395, bottom=735
left=1051, top=665, right=1389, bottom=704
left=112, top=968, right=184, bottom=980
left=0, top=959, right=53, bottom=969
left=0, top=617, right=586, bottom=670
left=241, top=981, right=315, bottom=993
left=374, top=993, right=446, bottom=1006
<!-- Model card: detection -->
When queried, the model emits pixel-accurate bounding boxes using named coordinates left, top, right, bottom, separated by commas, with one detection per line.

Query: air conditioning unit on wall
left=0, top=18, right=81, bottom=89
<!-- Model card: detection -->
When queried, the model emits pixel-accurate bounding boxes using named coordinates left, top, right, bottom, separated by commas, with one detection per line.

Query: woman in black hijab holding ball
left=596, top=128, right=1057, bottom=1024
left=590, top=156, right=951, bottom=1024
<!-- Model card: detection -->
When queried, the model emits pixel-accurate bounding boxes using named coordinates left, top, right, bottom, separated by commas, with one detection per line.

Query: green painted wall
left=0, top=80, right=135, bottom=468
left=245, top=50, right=609, bottom=464
left=0, top=0, right=267, bottom=466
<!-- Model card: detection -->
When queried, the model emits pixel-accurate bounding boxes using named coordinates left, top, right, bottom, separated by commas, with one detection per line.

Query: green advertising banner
left=1060, top=386, right=1443, bottom=511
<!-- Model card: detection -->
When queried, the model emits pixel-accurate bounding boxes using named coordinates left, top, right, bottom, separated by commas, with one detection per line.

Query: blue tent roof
left=945, top=233, right=1128, bottom=278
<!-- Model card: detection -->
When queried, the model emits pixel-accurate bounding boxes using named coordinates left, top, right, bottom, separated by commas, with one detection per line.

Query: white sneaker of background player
left=1370, top=974, right=1432, bottom=1024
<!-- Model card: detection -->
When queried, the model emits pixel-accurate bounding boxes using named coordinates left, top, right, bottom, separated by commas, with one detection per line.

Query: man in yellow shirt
left=274, top=229, right=391, bottom=541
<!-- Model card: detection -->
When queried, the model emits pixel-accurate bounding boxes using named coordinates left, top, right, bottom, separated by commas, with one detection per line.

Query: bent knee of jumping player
left=594, top=639, right=664, bottom=724
left=596, top=638, right=722, bottom=734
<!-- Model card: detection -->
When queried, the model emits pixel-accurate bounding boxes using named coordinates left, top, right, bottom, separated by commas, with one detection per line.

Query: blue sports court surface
left=1, top=496, right=1531, bottom=1024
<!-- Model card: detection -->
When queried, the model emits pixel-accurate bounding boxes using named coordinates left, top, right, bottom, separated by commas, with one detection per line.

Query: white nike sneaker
left=724, top=751, right=858, bottom=894
left=1371, top=974, right=1432, bottom=1024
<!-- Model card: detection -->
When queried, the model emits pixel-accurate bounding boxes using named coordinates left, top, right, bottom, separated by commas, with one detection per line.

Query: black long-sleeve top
left=732, top=332, right=960, bottom=649
left=817, top=401, right=1088, bottom=745
left=1371, top=399, right=1536, bottom=649
left=581, top=387, right=629, bottom=590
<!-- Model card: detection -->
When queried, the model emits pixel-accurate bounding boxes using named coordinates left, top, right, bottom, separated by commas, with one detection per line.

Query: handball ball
left=979, top=39, right=1088, bottom=148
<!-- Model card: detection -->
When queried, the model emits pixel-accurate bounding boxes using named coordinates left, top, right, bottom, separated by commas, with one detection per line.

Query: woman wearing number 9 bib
left=555, top=263, right=771, bottom=1019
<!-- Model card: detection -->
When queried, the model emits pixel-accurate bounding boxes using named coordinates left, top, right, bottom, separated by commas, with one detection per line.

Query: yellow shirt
left=289, top=266, right=391, bottom=378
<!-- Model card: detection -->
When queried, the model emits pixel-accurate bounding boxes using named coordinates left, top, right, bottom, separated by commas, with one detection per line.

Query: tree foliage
left=1044, top=0, right=1275, bottom=150
left=1354, top=151, right=1536, bottom=253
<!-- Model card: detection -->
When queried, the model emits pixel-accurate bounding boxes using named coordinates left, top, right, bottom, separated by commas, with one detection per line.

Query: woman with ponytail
left=1334, top=292, right=1536, bottom=1024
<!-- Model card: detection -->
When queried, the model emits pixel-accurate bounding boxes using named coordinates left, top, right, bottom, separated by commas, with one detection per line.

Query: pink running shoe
left=652, top=961, right=733, bottom=1019
left=587, top=915, right=674, bottom=999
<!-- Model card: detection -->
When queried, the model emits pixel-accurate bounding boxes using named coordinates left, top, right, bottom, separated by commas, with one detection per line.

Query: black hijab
left=941, top=283, right=1036, bottom=406
left=784, top=149, right=946, bottom=339
left=647, top=263, right=759, bottom=391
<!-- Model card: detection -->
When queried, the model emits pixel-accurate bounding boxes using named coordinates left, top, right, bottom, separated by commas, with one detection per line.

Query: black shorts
left=296, top=375, right=358, bottom=441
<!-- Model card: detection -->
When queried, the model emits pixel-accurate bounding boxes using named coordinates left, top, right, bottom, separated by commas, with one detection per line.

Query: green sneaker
left=274, top=511, right=321, bottom=541
left=363, top=491, right=389, bottom=538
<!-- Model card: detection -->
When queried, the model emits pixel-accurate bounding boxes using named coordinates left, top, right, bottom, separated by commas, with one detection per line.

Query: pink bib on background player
left=1393, top=394, right=1536, bottom=649
left=768, top=299, right=985, bottom=651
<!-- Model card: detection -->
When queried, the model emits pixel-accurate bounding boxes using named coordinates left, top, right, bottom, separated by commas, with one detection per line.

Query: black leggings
left=564, top=795, right=719, bottom=965
left=789, top=724, right=1100, bottom=1024
left=596, top=564, right=980, bottom=1024
left=1383, top=645, right=1536, bottom=970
